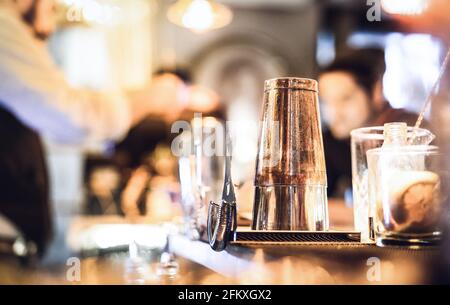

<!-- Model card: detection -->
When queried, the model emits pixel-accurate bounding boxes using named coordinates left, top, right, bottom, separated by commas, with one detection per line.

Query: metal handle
left=206, top=126, right=237, bottom=251
left=207, top=200, right=236, bottom=251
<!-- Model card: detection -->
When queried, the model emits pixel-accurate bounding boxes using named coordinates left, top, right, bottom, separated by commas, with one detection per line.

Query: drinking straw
left=414, top=48, right=450, bottom=130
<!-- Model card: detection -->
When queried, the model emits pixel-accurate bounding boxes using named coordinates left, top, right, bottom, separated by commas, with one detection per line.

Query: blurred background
left=1, top=0, right=450, bottom=283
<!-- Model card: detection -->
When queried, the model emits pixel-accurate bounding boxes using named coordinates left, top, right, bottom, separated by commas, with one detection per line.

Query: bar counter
left=169, top=236, right=438, bottom=284
left=0, top=201, right=439, bottom=284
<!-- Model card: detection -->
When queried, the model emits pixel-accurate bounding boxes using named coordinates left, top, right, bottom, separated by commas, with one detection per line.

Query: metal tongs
left=207, top=127, right=237, bottom=251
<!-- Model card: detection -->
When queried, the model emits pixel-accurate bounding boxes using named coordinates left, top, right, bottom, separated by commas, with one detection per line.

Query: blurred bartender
left=0, top=0, right=177, bottom=254
left=0, top=0, right=168, bottom=143
left=319, top=48, right=420, bottom=197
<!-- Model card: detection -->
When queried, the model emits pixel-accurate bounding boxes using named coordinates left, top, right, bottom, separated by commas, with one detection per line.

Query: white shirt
left=0, top=6, right=132, bottom=144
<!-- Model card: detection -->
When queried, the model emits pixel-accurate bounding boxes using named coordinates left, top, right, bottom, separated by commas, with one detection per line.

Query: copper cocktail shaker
left=252, top=77, right=329, bottom=231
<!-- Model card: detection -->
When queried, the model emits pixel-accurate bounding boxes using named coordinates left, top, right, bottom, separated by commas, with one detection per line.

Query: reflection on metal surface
left=207, top=127, right=237, bottom=251
left=252, top=77, right=328, bottom=231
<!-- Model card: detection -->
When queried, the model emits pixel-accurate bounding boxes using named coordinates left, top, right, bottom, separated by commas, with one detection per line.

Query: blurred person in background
left=84, top=69, right=191, bottom=217
left=0, top=0, right=170, bottom=143
left=113, top=68, right=223, bottom=218
left=319, top=48, right=421, bottom=198
left=111, top=67, right=222, bottom=181
left=83, top=67, right=223, bottom=218
left=113, top=68, right=194, bottom=172
left=0, top=0, right=184, bottom=254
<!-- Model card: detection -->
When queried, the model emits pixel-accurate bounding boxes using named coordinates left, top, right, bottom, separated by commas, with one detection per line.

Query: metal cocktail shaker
left=252, top=77, right=329, bottom=231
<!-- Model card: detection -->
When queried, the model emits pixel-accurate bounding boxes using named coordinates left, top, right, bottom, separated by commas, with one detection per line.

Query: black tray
left=231, top=230, right=361, bottom=245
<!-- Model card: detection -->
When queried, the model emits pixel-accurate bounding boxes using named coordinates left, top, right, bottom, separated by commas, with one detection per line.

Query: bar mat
left=231, top=230, right=361, bottom=245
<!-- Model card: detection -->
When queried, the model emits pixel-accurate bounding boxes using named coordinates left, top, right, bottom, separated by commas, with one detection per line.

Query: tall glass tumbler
left=351, top=126, right=434, bottom=243
left=193, top=117, right=225, bottom=236
left=178, top=116, right=225, bottom=239
left=252, top=78, right=328, bottom=231
left=351, top=127, right=384, bottom=242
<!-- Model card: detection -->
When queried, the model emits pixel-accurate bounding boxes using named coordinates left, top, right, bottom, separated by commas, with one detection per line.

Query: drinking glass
left=367, top=145, right=442, bottom=247
left=350, top=126, right=434, bottom=243
left=351, top=127, right=384, bottom=242
left=178, top=117, right=225, bottom=239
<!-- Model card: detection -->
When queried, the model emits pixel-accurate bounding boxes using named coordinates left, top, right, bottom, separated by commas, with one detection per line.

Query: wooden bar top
left=0, top=200, right=440, bottom=284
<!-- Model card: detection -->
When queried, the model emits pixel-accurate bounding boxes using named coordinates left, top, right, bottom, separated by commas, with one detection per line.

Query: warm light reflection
left=73, top=224, right=168, bottom=250
left=188, top=85, right=220, bottom=112
left=167, top=0, right=233, bottom=33
left=381, top=0, right=429, bottom=15
left=182, top=0, right=214, bottom=31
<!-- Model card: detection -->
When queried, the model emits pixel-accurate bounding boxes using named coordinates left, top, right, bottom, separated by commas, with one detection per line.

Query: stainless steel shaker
left=252, top=77, right=329, bottom=231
